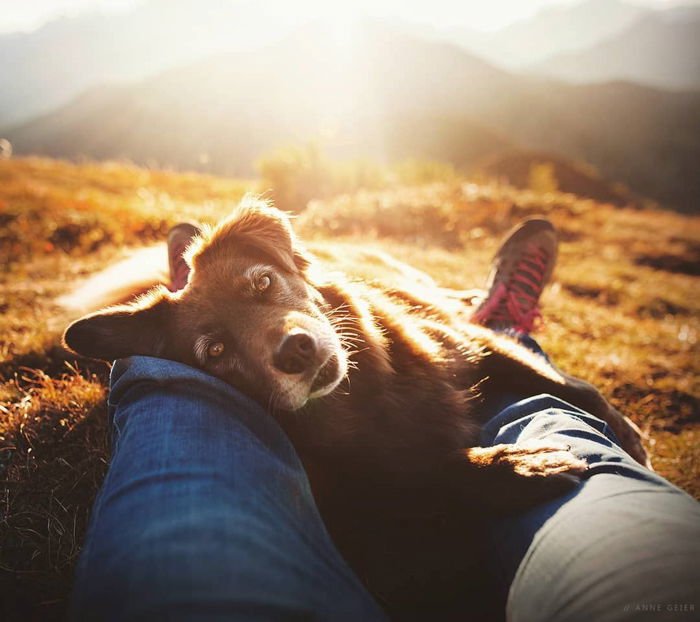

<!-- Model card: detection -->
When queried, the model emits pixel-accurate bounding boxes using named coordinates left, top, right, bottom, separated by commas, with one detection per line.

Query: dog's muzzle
left=273, top=330, right=319, bottom=375
left=272, top=326, right=346, bottom=403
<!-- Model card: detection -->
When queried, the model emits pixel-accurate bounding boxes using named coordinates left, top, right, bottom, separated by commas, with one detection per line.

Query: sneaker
left=471, top=219, right=558, bottom=333
left=167, top=223, right=201, bottom=292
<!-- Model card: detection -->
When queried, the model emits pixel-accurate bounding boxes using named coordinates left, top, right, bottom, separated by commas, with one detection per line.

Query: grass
left=1, top=157, right=698, bottom=620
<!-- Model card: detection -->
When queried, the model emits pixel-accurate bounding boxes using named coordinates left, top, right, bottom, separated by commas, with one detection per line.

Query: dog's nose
left=273, top=331, right=317, bottom=374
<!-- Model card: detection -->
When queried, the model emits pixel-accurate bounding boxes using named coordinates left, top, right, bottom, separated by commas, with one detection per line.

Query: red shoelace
left=473, top=245, right=550, bottom=333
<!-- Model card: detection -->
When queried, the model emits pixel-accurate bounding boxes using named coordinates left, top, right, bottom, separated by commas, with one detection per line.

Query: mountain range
left=0, top=0, right=301, bottom=127
left=2, top=0, right=699, bottom=128
left=530, top=6, right=700, bottom=90
left=5, top=23, right=699, bottom=212
left=443, top=0, right=650, bottom=68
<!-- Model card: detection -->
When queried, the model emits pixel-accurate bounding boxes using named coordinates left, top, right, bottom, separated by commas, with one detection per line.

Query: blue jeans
left=72, top=355, right=700, bottom=621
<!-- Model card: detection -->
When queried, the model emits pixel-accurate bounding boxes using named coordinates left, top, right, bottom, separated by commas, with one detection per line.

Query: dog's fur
left=63, top=199, right=649, bottom=618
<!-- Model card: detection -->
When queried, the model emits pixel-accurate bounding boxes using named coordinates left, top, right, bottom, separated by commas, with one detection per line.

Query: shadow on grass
left=1, top=365, right=110, bottom=622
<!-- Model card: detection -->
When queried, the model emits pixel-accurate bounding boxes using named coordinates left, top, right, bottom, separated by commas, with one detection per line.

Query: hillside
left=5, top=23, right=700, bottom=212
left=476, top=150, right=638, bottom=206
left=0, top=0, right=300, bottom=127
left=447, top=0, right=650, bottom=68
left=0, top=0, right=656, bottom=128
left=1, top=157, right=698, bottom=620
left=531, top=8, right=700, bottom=90
left=1, top=25, right=520, bottom=176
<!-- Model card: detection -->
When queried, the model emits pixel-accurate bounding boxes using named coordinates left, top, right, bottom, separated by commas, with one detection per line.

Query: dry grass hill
left=1, top=157, right=698, bottom=620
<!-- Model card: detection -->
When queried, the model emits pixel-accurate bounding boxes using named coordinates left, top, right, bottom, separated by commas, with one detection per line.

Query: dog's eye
left=255, top=273, right=272, bottom=293
left=208, top=342, right=225, bottom=357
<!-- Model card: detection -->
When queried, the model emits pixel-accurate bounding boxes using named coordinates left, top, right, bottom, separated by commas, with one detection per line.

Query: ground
left=1, top=157, right=698, bottom=621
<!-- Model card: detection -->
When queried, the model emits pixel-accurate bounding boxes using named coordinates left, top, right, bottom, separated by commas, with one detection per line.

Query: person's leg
left=471, top=219, right=698, bottom=618
left=71, top=355, right=386, bottom=622
left=481, top=355, right=700, bottom=621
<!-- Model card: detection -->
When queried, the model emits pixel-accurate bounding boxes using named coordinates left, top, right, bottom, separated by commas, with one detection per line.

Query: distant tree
left=528, top=162, right=558, bottom=194
left=256, top=142, right=333, bottom=212
left=0, top=139, right=12, bottom=160
left=257, top=142, right=461, bottom=211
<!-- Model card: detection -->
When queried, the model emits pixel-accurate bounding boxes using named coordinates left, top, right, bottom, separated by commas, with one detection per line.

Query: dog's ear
left=63, top=290, right=174, bottom=361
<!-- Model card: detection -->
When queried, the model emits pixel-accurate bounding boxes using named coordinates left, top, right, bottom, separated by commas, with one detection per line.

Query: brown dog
left=64, top=200, right=648, bottom=618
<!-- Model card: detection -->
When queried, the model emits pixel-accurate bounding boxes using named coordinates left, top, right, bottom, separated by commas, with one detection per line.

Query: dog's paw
left=494, top=439, right=589, bottom=478
left=467, top=439, right=587, bottom=479
left=464, top=440, right=588, bottom=510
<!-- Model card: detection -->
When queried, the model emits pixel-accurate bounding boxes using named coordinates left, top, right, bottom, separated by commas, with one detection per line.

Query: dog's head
left=63, top=200, right=348, bottom=411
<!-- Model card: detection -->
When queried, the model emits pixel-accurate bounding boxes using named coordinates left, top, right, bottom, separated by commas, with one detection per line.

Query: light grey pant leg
left=481, top=395, right=700, bottom=622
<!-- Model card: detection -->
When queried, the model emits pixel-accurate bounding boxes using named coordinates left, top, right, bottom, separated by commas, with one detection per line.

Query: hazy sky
left=1, top=0, right=696, bottom=34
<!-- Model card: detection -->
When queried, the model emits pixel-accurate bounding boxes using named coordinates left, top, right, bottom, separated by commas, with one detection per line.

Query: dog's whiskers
left=335, top=327, right=364, bottom=340
left=327, top=311, right=360, bottom=325
left=338, top=334, right=361, bottom=343
left=329, top=319, right=360, bottom=332
left=326, top=302, right=352, bottom=317
left=345, top=346, right=371, bottom=359
left=328, top=309, right=356, bottom=320
left=339, top=339, right=365, bottom=351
